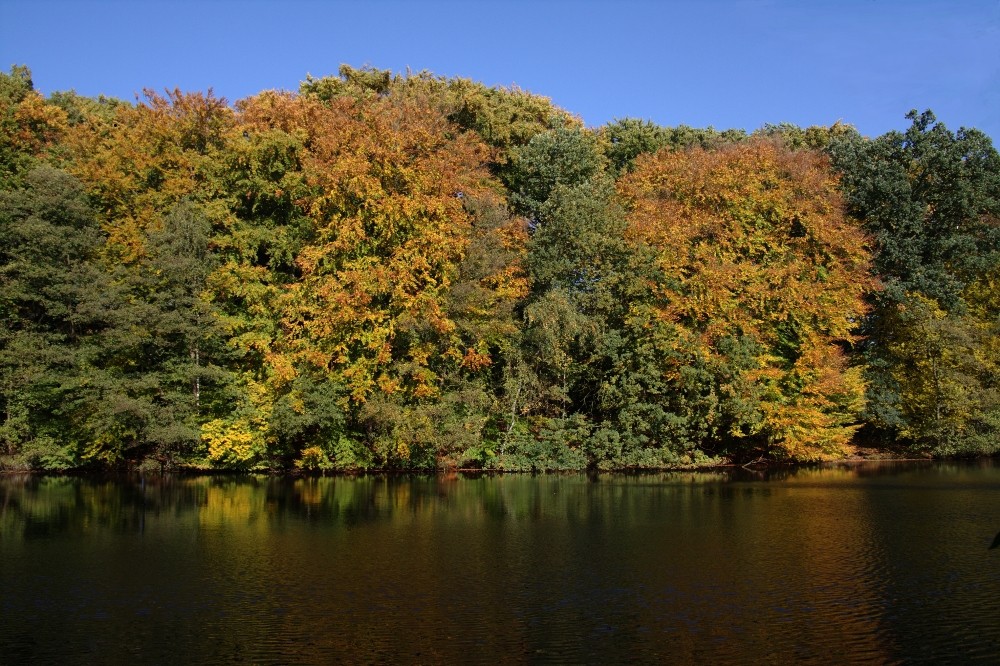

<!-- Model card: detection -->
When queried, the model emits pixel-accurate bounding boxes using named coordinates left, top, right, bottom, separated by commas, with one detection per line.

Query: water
left=2, top=462, right=999, bottom=663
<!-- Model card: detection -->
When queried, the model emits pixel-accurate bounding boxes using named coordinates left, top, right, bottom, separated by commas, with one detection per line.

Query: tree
left=620, top=140, right=874, bottom=460
left=600, top=118, right=747, bottom=175
left=0, top=166, right=109, bottom=468
left=0, top=66, right=69, bottom=186
left=882, top=294, right=1000, bottom=454
left=831, top=110, right=1000, bottom=309
left=752, top=121, right=856, bottom=151
left=206, top=87, right=526, bottom=469
left=65, top=89, right=233, bottom=262
left=47, top=90, right=125, bottom=127
left=300, top=65, right=577, bottom=172
left=830, top=110, right=1000, bottom=452
left=501, top=125, right=674, bottom=469
left=505, top=126, right=608, bottom=222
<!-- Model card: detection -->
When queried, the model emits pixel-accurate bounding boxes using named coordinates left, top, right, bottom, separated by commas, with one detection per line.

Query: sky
left=2, top=0, right=999, bottom=141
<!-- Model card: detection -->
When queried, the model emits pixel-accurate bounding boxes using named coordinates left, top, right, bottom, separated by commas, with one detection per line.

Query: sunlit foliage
left=620, top=141, right=874, bottom=460
left=1, top=64, right=997, bottom=471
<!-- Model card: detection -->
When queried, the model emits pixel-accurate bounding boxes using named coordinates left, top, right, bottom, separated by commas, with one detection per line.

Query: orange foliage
left=12, top=92, right=69, bottom=154
left=235, top=91, right=506, bottom=403
left=64, top=90, right=233, bottom=261
left=619, top=140, right=875, bottom=459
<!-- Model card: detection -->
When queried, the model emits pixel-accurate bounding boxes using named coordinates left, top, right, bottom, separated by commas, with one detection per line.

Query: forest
left=2, top=64, right=999, bottom=472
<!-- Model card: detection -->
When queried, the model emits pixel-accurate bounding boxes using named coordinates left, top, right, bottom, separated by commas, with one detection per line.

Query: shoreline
left=2, top=452, right=991, bottom=478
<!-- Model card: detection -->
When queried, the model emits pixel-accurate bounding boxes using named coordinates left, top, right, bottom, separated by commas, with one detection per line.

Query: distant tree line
left=2, top=64, right=998, bottom=472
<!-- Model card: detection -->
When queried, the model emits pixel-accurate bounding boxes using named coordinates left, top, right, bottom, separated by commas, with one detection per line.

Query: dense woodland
left=2, top=64, right=999, bottom=472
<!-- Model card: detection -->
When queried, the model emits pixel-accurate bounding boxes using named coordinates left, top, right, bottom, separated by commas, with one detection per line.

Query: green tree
left=47, top=90, right=126, bottom=127
left=75, top=201, right=234, bottom=468
left=600, top=118, right=747, bottom=175
left=506, top=126, right=608, bottom=222
left=501, top=125, right=671, bottom=469
left=831, top=110, right=1000, bottom=309
left=0, top=166, right=109, bottom=469
left=830, top=110, right=1000, bottom=452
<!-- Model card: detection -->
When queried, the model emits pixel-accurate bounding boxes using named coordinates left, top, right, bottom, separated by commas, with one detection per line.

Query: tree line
left=2, top=64, right=998, bottom=472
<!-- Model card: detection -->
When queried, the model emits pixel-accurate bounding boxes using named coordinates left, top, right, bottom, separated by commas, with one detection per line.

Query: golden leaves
left=11, top=91, right=69, bottom=154
left=619, top=140, right=875, bottom=459
left=241, top=91, right=498, bottom=404
left=65, top=90, right=234, bottom=261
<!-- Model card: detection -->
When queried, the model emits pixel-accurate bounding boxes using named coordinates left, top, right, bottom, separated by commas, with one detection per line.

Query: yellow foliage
left=202, top=418, right=264, bottom=466
left=233, top=89, right=506, bottom=405
left=13, top=92, right=69, bottom=154
left=201, top=375, right=272, bottom=467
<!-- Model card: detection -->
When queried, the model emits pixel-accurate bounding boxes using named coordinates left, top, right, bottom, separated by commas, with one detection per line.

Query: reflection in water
left=2, top=462, right=999, bottom=663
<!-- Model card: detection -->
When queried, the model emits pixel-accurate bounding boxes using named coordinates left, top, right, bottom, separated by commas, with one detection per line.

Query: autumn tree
left=197, top=89, right=527, bottom=470
left=0, top=66, right=69, bottom=186
left=65, top=89, right=233, bottom=261
left=620, top=140, right=874, bottom=461
left=300, top=65, right=578, bottom=179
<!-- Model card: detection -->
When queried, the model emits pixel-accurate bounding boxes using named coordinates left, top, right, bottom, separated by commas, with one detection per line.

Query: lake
left=2, top=462, right=999, bottom=663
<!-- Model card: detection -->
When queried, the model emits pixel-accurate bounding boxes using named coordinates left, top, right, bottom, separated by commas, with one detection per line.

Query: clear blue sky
left=2, top=0, right=998, bottom=141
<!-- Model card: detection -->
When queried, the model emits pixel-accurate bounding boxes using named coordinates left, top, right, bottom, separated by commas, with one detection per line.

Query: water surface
left=2, top=462, right=999, bottom=663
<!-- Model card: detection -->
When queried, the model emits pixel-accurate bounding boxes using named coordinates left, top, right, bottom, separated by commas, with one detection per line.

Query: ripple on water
left=1, top=466, right=999, bottom=663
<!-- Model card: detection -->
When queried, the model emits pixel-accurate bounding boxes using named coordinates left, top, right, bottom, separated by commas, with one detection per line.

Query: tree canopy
left=2, top=64, right=998, bottom=472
